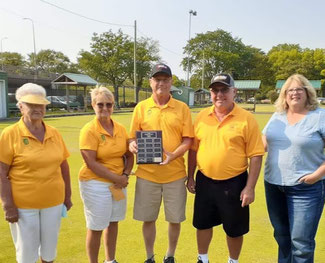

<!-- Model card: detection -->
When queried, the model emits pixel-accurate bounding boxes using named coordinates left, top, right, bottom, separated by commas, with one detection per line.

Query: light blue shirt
left=263, top=108, right=325, bottom=186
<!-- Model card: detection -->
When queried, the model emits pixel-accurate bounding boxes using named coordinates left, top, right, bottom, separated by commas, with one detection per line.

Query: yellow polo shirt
left=79, top=117, right=129, bottom=183
left=0, top=118, right=69, bottom=209
left=192, top=104, right=264, bottom=180
left=130, top=96, right=194, bottom=183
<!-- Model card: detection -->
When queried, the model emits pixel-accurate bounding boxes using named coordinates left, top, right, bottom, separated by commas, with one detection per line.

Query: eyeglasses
left=152, top=77, right=171, bottom=84
left=286, top=87, right=305, bottom=95
left=210, top=87, right=231, bottom=94
left=96, top=102, right=113, bottom=109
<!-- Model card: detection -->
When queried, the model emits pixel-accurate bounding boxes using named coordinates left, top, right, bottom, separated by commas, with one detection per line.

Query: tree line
left=1, top=28, right=325, bottom=102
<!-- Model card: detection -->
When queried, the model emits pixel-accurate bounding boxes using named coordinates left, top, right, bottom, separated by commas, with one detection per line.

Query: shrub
left=267, top=90, right=279, bottom=104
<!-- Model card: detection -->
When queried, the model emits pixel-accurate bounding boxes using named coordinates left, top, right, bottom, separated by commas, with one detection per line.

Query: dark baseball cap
left=208, top=73, right=235, bottom=89
left=150, top=63, right=172, bottom=78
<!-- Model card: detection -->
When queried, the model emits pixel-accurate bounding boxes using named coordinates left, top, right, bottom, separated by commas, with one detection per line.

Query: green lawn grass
left=1, top=105, right=325, bottom=262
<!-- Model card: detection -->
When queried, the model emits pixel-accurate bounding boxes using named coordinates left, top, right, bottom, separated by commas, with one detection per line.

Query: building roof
left=276, top=80, right=321, bottom=90
left=195, top=88, right=210, bottom=94
left=52, top=73, right=98, bottom=86
left=179, top=86, right=195, bottom=91
left=171, top=86, right=181, bottom=92
left=234, top=80, right=261, bottom=90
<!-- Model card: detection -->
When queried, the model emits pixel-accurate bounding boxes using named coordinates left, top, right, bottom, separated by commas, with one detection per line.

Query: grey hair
left=15, top=83, right=47, bottom=107
left=90, top=86, right=114, bottom=104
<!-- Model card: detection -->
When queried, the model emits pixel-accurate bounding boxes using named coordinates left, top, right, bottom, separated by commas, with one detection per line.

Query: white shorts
left=79, top=180, right=127, bottom=231
left=9, top=204, right=62, bottom=263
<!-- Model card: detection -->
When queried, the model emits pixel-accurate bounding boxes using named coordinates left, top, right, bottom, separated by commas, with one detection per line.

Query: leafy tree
left=241, top=46, right=275, bottom=86
left=28, top=49, right=72, bottom=74
left=268, top=44, right=302, bottom=53
left=267, top=44, right=325, bottom=80
left=186, top=73, right=208, bottom=90
left=127, top=37, right=160, bottom=102
left=78, top=30, right=133, bottom=107
left=0, top=52, right=25, bottom=66
left=181, top=29, right=272, bottom=90
left=182, top=29, right=247, bottom=83
left=268, top=45, right=302, bottom=80
left=321, top=69, right=325, bottom=96
left=312, top=49, right=325, bottom=78
left=66, top=62, right=81, bottom=74
left=320, top=69, right=325, bottom=78
left=172, top=75, right=186, bottom=87
left=141, top=78, right=150, bottom=89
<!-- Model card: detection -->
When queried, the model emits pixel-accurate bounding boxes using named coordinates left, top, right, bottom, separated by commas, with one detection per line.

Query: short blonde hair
left=15, top=83, right=47, bottom=103
left=274, top=74, right=319, bottom=112
left=90, top=86, right=114, bottom=104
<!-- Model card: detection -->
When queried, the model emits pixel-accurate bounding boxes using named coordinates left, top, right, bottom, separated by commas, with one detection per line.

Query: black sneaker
left=145, top=256, right=155, bottom=263
left=163, top=256, right=175, bottom=263
left=197, top=256, right=208, bottom=263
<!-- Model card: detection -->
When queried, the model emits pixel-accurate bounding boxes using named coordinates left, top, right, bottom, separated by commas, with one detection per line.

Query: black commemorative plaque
left=136, top=130, right=163, bottom=164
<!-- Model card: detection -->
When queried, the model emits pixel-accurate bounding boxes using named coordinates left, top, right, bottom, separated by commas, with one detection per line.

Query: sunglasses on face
left=96, top=102, right=113, bottom=109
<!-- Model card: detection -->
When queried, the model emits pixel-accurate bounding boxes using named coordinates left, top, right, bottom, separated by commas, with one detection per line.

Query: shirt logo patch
left=147, top=109, right=152, bottom=116
left=23, top=138, right=29, bottom=145
left=101, top=134, right=106, bottom=141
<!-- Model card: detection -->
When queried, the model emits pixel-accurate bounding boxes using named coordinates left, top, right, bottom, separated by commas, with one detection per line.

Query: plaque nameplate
left=136, top=130, right=163, bottom=164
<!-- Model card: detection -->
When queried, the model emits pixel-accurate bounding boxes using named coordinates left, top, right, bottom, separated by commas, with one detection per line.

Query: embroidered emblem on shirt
left=23, top=138, right=29, bottom=145
left=101, top=134, right=106, bottom=141
left=147, top=109, right=152, bottom=116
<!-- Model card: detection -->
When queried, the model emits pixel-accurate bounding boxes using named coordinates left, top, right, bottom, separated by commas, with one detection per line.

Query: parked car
left=46, top=96, right=66, bottom=109
left=247, top=97, right=256, bottom=104
left=234, top=97, right=243, bottom=103
left=317, top=97, right=325, bottom=105
left=58, top=96, right=81, bottom=109
left=260, top=99, right=271, bottom=104
left=47, top=96, right=80, bottom=110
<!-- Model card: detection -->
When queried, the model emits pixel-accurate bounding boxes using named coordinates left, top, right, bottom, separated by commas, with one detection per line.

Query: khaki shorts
left=133, top=177, right=187, bottom=223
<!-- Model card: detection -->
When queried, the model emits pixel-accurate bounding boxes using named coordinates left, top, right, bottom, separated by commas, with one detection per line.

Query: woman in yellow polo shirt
left=0, top=83, right=72, bottom=263
left=79, top=86, right=133, bottom=263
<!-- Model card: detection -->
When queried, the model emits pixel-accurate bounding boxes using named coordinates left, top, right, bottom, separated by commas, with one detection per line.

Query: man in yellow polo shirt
left=187, top=73, right=264, bottom=263
left=129, top=63, right=193, bottom=263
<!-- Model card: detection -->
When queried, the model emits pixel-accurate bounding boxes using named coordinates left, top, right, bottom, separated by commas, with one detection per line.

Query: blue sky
left=1, top=0, right=324, bottom=79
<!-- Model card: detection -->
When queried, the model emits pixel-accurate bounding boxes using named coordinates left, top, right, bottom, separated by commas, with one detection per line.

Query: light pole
left=186, top=9, right=197, bottom=87
left=1, top=37, right=8, bottom=71
left=23, top=17, right=37, bottom=79
left=134, top=20, right=137, bottom=103
left=201, top=50, right=205, bottom=90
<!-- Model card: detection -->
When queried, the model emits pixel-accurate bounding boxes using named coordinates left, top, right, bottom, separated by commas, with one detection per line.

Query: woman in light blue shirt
left=262, top=74, right=325, bottom=263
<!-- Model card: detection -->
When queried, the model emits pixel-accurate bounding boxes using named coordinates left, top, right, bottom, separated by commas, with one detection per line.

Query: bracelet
left=122, top=173, right=129, bottom=177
